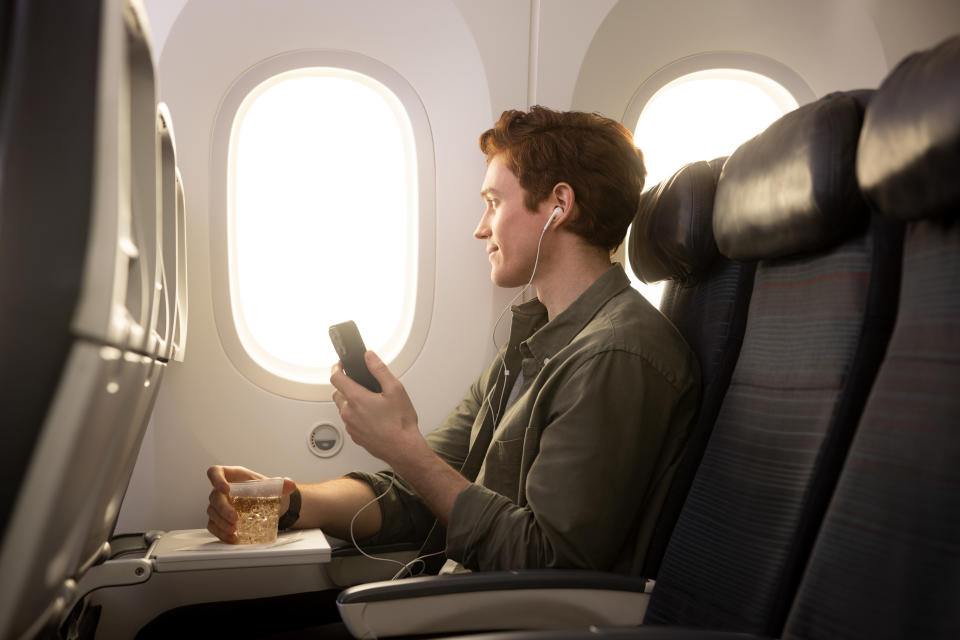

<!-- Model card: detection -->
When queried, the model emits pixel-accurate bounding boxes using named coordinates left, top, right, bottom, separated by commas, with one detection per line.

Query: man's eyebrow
left=480, top=188, right=500, bottom=198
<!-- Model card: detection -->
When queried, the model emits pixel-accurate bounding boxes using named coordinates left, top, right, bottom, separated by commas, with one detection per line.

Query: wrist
left=278, top=487, right=301, bottom=530
left=388, top=432, right=433, bottom=475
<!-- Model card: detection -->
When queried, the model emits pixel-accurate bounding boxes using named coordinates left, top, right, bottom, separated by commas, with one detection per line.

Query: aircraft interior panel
left=156, top=103, right=179, bottom=362
left=0, top=0, right=957, bottom=638
left=172, top=167, right=189, bottom=362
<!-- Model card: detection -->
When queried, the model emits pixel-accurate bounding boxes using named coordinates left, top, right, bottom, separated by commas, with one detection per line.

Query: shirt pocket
left=483, top=436, right=524, bottom=500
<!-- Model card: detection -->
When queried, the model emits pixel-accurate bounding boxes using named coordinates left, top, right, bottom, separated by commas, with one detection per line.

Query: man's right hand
left=206, top=465, right=295, bottom=543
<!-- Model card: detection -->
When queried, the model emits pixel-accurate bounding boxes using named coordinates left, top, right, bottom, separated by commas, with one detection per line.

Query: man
left=207, top=106, right=699, bottom=575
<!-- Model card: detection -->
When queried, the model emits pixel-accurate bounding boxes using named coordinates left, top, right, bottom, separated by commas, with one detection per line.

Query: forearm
left=287, top=476, right=382, bottom=540
left=388, top=436, right=470, bottom=527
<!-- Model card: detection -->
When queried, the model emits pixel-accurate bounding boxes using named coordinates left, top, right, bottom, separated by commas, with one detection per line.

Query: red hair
left=479, top=106, right=645, bottom=252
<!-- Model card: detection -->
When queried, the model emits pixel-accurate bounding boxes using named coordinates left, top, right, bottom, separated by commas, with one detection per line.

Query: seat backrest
left=0, top=1, right=109, bottom=635
left=0, top=0, right=101, bottom=543
left=628, top=158, right=756, bottom=578
left=77, top=100, right=185, bottom=567
left=0, top=1, right=178, bottom=637
left=644, top=90, right=904, bottom=636
left=784, top=35, right=960, bottom=640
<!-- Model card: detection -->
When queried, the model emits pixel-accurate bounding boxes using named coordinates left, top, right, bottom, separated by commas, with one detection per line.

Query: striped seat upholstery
left=644, top=91, right=905, bottom=635
left=629, top=158, right=756, bottom=578
left=784, top=35, right=960, bottom=640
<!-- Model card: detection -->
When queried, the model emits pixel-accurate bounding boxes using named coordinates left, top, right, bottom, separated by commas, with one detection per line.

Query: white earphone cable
left=348, top=207, right=558, bottom=577
left=486, top=211, right=554, bottom=424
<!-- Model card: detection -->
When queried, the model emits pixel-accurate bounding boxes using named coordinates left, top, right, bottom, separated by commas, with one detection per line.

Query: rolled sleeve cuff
left=343, top=470, right=413, bottom=546
left=446, top=483, right=514, bottom=568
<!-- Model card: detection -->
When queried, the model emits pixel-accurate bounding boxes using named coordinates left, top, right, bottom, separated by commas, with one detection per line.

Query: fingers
left=331, top=388, right=345, bottom=411
left=206, top=465, right=264, bottom=492
left=330, top=360, right=365, bottom=397
left=206, top=487, right=237, bottom=543
left=364, top=351, right=395, bottom=391
left=206, top=465, right=265, bottom=544
left=206, top=465, right=231, bottom=494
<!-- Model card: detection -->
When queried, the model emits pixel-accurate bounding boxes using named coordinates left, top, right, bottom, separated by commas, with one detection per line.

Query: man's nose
left=473, top=212, right=490, bottom=240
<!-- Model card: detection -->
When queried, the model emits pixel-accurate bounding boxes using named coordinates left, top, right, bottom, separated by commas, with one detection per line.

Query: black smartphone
left=329, top=321, right=382, bottom=393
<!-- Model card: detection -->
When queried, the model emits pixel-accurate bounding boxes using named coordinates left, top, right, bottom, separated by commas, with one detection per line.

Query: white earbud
left=543, top=206, right=562, bottom=231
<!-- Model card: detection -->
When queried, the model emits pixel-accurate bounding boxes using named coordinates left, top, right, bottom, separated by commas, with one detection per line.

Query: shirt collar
left=511, top=264, right=631, bottom=376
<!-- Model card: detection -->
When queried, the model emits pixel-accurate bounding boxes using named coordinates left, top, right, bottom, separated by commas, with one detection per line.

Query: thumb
left=207, top=465, right=231, bottom=494
left=282, top=477, right=297, bottom=496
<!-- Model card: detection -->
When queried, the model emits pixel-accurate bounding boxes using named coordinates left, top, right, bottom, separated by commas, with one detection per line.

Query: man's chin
left=491, top=273, right=528, bottom=289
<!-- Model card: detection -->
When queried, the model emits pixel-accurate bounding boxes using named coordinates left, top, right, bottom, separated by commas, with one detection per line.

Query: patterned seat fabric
left=784, top=34, right=960, bottom=640
left=629, top=158, right=756, bottom=579
left=645, top=90, right=905, bottom=636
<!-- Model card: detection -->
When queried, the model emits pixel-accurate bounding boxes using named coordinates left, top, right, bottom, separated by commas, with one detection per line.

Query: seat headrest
left=629, top=159, right=723, bottom=285
left=713, top=92, right=872, bottom=261
left=857, top=35, right=960, bottom=222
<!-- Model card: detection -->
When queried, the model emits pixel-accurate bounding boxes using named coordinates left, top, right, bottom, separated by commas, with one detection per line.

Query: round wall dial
left=307, top=423, right=343, bottom=458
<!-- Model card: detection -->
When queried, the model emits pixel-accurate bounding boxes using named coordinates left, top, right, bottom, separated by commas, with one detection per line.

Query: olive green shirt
left=349, top=264, right=699, bottom=575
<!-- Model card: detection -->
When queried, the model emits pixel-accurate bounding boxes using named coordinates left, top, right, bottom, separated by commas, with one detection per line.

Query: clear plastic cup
left=227, top=478, right=283, bottom=544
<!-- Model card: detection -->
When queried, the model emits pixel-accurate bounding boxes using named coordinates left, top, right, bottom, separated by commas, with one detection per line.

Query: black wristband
left=278, top=487, right=301, bottom=530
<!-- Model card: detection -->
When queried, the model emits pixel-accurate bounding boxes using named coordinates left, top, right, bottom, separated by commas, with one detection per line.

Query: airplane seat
left=782, top=33, right=960, bottom=640
left=0, top=0, right=13, bottom=88
left=642, top=88, right=905, bottom=636
left=77, top=101, right=184, bottom=575
left=628, top=158, right=756, bottom=579
left=0, top=0, right=110, bottom=637
left=0, top=1, right=183, bottom=638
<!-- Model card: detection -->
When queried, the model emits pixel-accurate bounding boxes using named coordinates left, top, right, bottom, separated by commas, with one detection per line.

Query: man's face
left=475, top=154, right=551, bottom=288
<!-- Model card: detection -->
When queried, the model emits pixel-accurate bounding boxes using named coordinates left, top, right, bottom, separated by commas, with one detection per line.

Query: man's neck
left=534, top=240, right=613, bottom=320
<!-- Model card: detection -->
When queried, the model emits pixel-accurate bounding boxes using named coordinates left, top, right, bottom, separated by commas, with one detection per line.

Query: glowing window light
left=628, top=69, right=798, bottom=306
left=229, top=68, right=417, bottom=382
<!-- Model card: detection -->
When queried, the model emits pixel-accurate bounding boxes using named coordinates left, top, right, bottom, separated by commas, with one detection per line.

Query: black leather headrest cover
left=713, top=92, right=871, bottom=260
left=629, top=160, right=721, bottom=285
left=857, top=35, right=960, bottom=221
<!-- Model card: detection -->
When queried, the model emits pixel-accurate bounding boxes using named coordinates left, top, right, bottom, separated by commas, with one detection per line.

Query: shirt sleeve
left=345, top=369, right=487, bottom=546
left=445, top=348, right=698, bottom=571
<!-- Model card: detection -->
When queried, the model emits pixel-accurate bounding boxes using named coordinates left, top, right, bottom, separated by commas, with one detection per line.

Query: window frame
left=210, top=50, right=435, bottom=401
left=622, top=52, right=815, bottom=136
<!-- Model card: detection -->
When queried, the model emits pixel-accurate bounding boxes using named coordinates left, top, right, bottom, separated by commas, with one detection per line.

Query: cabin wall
left=863, top=0, right=960, bottom=69
left=119, top=0, right=959, bottom=533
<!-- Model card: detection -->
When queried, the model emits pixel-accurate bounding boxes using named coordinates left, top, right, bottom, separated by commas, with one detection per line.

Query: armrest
left=443, top=629, right=766, bottom=640
left=327, top=541, right=421, bottom=587
left=336, top=569, right=652, bottom=639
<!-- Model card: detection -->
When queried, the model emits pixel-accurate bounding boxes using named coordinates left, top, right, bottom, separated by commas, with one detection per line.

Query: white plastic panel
left=156, top=103, right=179, bottom=361
left=172, top=167, right=188, bottom=361
left=73, top=0, right=158, bottom=356
left=339, top=588, right=649, bottom=639
left=77, top=357, right=164, bottom=566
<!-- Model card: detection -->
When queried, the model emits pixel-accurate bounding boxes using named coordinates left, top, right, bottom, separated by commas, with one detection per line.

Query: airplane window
left=628, top=68, right=799, bottom=305
left=227, top=67, right=419, bottom=386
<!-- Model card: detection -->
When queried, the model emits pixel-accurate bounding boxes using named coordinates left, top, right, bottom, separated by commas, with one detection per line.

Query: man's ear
left=551, top=182, right=576, bottom=225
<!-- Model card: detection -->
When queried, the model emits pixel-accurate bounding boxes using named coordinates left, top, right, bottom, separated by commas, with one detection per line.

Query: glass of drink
left=227, top=478, right=284, bottom=544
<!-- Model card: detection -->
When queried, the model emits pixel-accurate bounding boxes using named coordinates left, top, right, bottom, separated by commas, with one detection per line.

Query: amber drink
left=228, top=478, right=283, bottom=544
